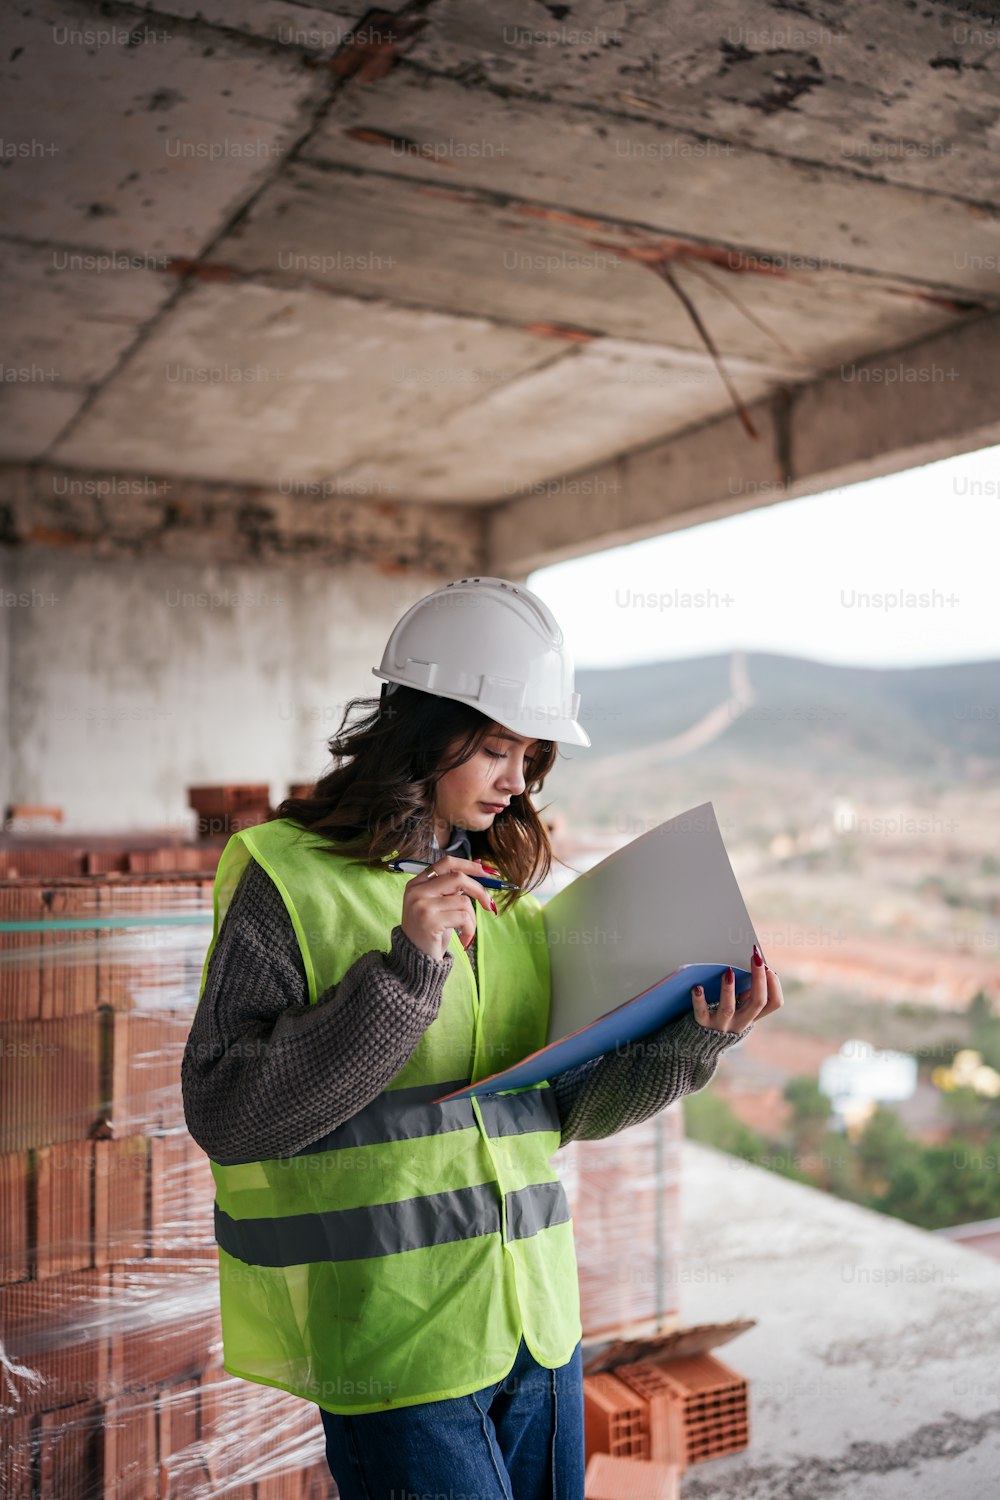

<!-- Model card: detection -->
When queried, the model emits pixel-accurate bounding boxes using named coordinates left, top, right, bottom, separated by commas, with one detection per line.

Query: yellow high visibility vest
left=197, top=817, right=582, bottom=1415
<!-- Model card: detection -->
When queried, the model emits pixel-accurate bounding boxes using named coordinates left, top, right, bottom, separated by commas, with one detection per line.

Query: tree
left=783, top=1075, right=831, bottom=1152
left=856, top=1106, right=914, bottom=1189
left=968, top=990, right=994, bottom=1029
left=876, top=1151, right=940, bottom=1226
left=682, top=1090, right=768, bottom=1162
left=921, top=1136, right=1000, bottom=1227
left=939, top=1084, right=999, bottom=1138
left=967, top=990, right=1000, bottom=1072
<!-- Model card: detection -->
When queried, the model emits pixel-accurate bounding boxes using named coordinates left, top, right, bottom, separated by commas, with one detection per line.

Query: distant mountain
left=561, top=653, right=1000, bottom=774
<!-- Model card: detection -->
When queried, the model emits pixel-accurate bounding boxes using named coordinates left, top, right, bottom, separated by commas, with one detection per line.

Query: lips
left=481, top=802, right=508, bottom=812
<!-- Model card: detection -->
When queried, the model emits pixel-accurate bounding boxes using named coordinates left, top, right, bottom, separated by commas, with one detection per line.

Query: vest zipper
left=459, top=935, right=487, bottom=1081
left=459, top=937, right=505, bottom=1241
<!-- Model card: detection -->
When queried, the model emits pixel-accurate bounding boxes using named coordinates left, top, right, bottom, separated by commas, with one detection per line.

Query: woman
left=182, top=576, right=782, bottom=1499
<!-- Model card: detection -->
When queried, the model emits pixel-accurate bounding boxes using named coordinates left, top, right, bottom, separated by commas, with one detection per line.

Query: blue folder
left=434, top=962, right=753, bottom=1102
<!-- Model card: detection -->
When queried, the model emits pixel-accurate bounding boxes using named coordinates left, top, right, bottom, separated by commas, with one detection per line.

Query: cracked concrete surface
left=675, top=1140, right=1000, bottom=1497
left=1, top=0, right=998, bottom=563
left=680, top=1416, right=1000, bottom=1500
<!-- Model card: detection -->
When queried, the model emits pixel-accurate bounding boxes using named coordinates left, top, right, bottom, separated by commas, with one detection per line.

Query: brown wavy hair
left=270, top=684, right=563, bottom=909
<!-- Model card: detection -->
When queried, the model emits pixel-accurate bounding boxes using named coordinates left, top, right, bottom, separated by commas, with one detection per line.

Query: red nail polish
left=725, top=966, right=734, bottom=982
left=753, top=944, right=764, bottom=967
left=490, top=898, right=498, bottom=914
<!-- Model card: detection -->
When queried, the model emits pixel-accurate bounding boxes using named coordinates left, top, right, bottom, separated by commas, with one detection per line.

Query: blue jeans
left=318, top=1335, right=585, bottom=1499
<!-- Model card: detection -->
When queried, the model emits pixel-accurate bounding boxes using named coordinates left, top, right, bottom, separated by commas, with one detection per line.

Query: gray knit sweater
left=181, top=859, right=754, bottom=1163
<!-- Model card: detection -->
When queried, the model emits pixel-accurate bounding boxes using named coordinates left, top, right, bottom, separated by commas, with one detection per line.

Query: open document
left=434, top=802, right=760, bottom=1102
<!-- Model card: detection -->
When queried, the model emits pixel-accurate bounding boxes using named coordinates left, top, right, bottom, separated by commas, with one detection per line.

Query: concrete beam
left=485, top=311, right=1000, bottom=575
left=0, top=466, right=486, bottom=576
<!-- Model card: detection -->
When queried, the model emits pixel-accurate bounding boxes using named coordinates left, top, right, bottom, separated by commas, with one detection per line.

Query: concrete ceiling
left=1, top=0, right=999, bottom=573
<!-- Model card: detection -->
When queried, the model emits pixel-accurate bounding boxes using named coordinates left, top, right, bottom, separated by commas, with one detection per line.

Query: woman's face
left=432, top=724, right=541, bottom=835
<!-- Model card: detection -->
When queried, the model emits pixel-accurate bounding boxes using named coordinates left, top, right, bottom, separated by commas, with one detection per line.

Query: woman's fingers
left=422, top=857, right=496, bottom=913
left=731, top=958, right=784, bottom=1025
left=691, top=966, right=738, bottom=1033
left=751, top=945, right=767, bottom=1004
left=758, top=965, right=784, bottom=1018
left=735, top=945, right=769, bottom=1023
left=744, top=950, right=784, bottom=1020
left=717, top=964, right=738, bottom=1027
left=691, top=953, right=781, bottom=1033
left=413, top=889, right=479, bottom=947
left=690, top=983, right=713, bottom=1028
left=409, top=856, right=498, bottom=950
left=421, top=875, right=495, bottom=917
left=438, top=898, right=478, bottom=948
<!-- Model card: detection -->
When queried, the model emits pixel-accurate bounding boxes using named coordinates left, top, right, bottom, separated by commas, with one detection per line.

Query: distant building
left=820, top=1039, right=918, bottom=1131
left=831, top=797, right=855, bottom=835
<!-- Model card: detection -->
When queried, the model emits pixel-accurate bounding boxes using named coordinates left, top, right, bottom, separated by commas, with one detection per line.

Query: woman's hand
left=400, top=854, right=498, bottom=963
left=691, top=946, right=783, bottom=1035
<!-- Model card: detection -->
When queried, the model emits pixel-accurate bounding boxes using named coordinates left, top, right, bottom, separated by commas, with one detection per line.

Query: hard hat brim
left=371, top=668, right=592, bottom=749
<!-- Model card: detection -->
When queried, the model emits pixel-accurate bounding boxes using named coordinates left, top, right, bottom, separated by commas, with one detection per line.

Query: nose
left=498, top=754, right=528, bottom=797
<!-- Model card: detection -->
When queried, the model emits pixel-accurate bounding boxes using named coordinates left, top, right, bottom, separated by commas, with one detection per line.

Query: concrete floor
left=675, top=1140, right=1000, bottom=1498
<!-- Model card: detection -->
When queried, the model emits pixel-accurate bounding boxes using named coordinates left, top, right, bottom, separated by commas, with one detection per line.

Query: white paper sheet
left=543, top=801, right=760, bottom=1041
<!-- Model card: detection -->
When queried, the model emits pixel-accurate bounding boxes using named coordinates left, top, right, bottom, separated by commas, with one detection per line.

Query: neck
left=432, top=815, right=454, bottom=849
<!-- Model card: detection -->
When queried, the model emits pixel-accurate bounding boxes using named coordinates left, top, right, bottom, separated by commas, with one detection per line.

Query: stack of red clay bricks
left=585, top=1452, right=681, bottom=1499
left=0, top=867, right=334, bottom=1499
left=561, top=1107, right=683, bottom=1342
left=582, top=1349, right=749, bottom=1496
left=0, top=784, right=301, bottom=875
left=187, top=784, right=273, bottom=840
left=0, top=774, right=293, bottom=876
left=0, top=844, right=223, bottom=880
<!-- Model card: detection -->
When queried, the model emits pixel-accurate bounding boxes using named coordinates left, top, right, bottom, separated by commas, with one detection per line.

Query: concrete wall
left=1, top=545, right=446, bottom=833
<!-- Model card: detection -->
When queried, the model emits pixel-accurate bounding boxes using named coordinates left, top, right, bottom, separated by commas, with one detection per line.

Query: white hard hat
left=372, top=576, right=591, bottom=749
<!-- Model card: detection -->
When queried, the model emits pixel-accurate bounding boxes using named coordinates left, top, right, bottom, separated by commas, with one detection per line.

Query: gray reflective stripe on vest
left=478, top=1087, right=560, bottom=1139
left=215, top=1178, right=571, bottom=1268
left=283, top=1080, right=475, bottom=1158
left=212, top=1080, right=561, bottom=1166
left=505, top=1179, right=569, bottom=1241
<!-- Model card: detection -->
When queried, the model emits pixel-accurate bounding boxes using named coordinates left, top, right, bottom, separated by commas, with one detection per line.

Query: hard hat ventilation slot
left=403, top=659, right=438, bottom=689
left=478, top=675, right=527, bottom=715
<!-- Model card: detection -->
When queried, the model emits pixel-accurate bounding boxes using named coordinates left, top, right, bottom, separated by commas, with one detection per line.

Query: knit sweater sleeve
left=548, top=1010, right=755, bottom=1145
left=181, top=859, right=453, bottom=1163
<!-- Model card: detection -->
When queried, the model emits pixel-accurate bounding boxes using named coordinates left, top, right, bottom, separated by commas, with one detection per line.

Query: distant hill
left=559, top=652, right=1000, bottom=774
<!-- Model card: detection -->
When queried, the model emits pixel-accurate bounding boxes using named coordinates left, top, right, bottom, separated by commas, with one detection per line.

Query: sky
left=529, top=443, right=1000, bottom=672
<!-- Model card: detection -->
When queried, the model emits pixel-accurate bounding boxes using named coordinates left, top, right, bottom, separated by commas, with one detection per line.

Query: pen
left=386, top=859, right=521, bottom=891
